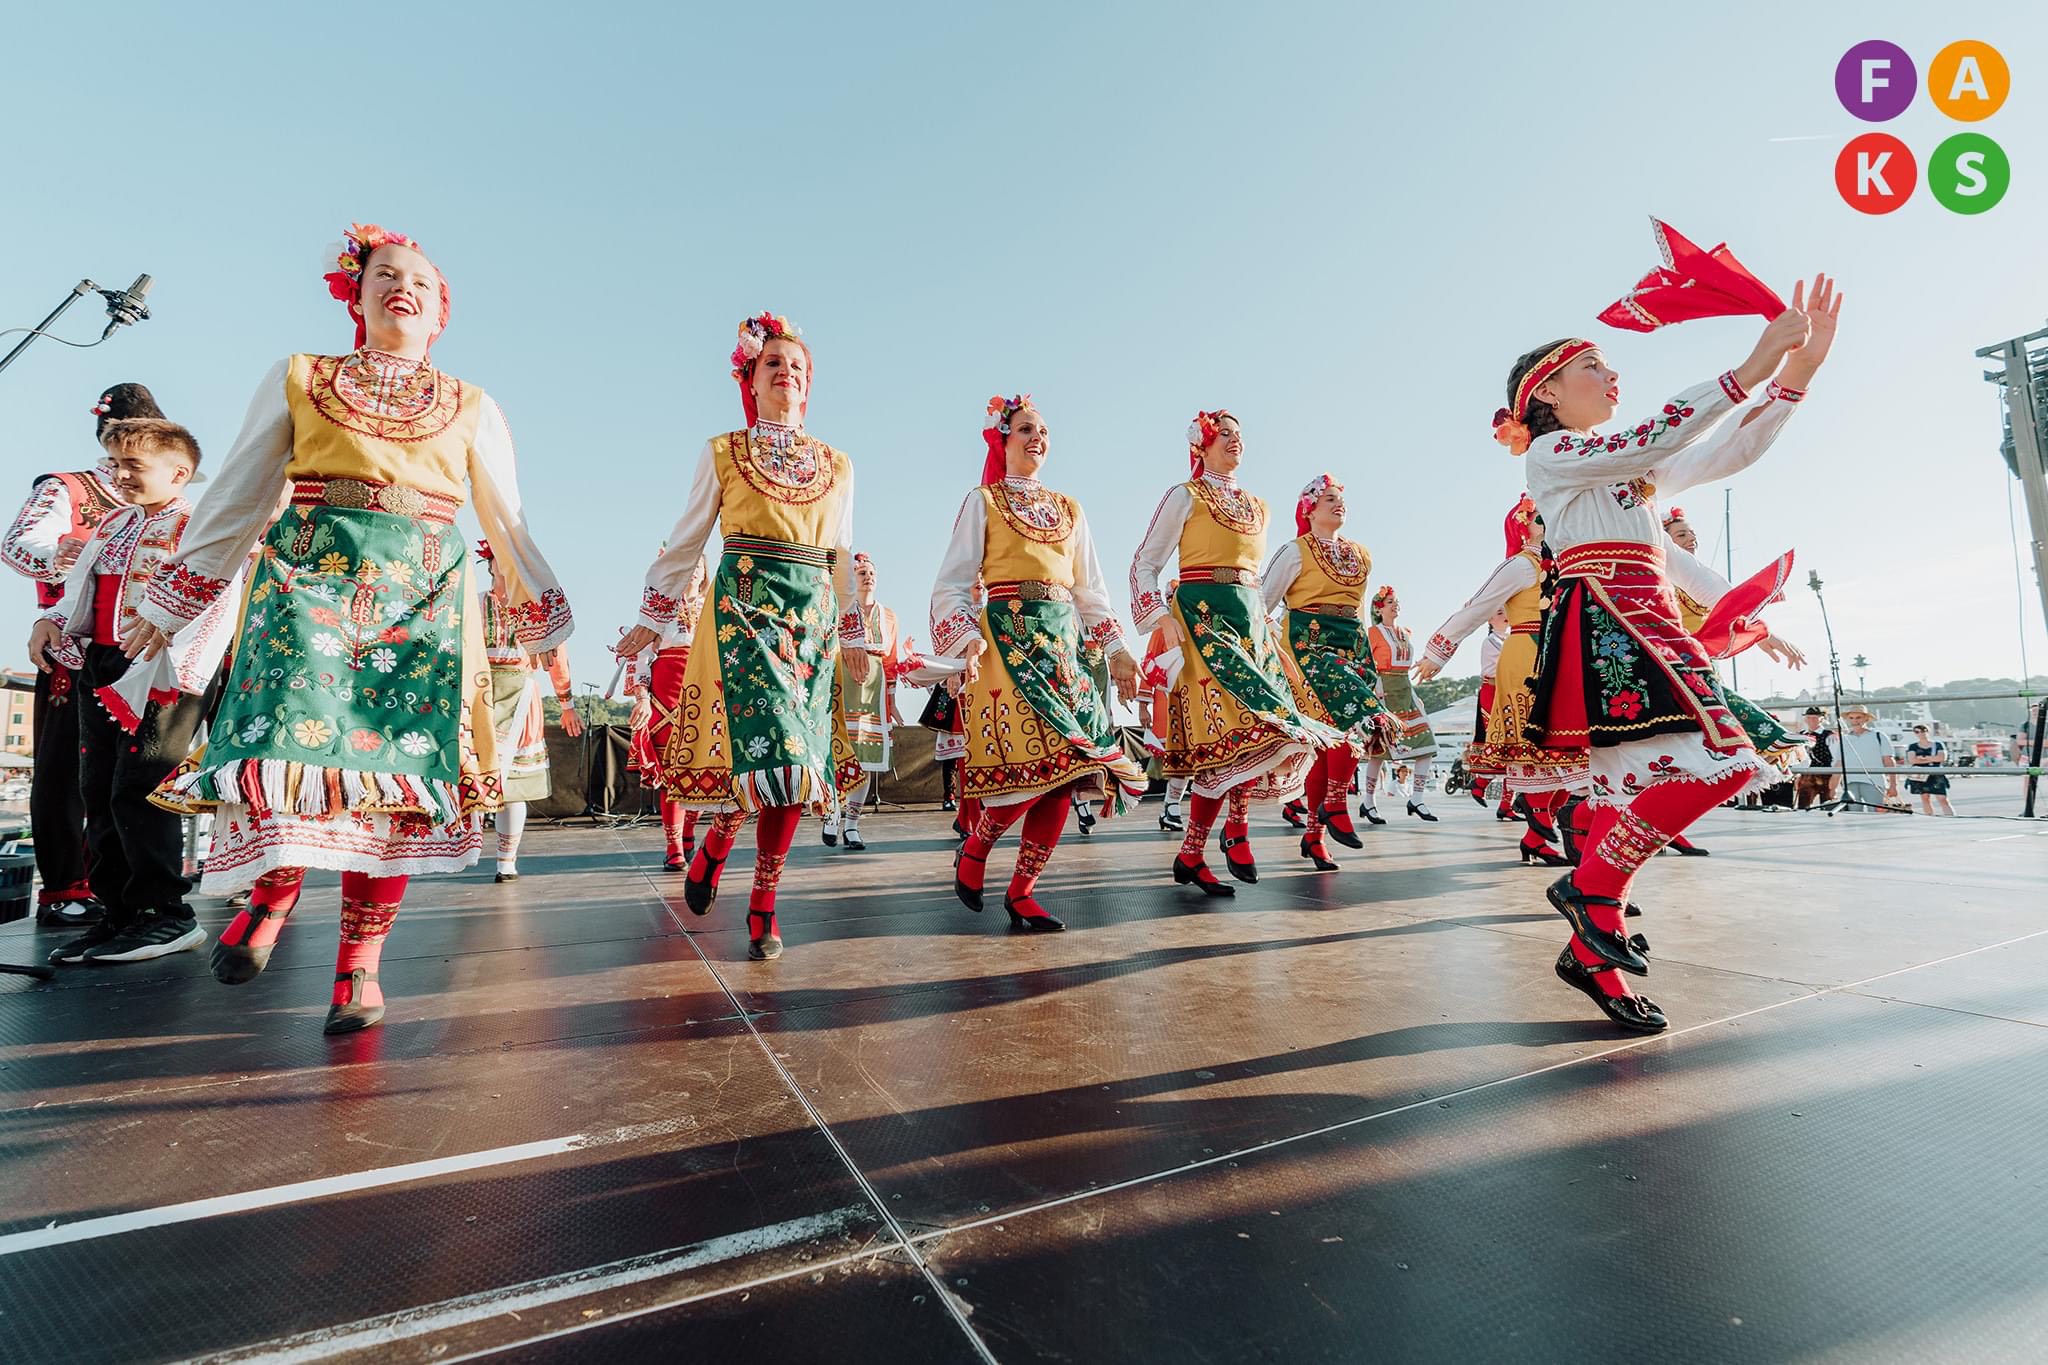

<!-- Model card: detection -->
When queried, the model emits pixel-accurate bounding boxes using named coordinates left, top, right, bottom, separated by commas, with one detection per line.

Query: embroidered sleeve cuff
left=1425, top=632, right=1459, bottom=666
left=1085, top=617, right=1125, bottom=652
left=637, top=583, right=679, bottom=630
left=1766, top=379, right=1807, bottom=404
left=142, top=563, right=232, bottom=630
left=839, top=609, right=869, bottom=648
left=1719, top=370, right=1749, bottom=403
left=1132, top=590, right=1167, bottom=632
left=929, top=608, right=978, bottom=656
left=516, top=587, right=574, bottom=651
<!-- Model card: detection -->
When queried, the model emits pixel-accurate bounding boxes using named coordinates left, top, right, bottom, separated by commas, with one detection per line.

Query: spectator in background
left=1904, top=723, right=1955, bottom=816
left=1838, top=705, right=1901, bottom=810
left=1795, top=705, right=1837, bottom=809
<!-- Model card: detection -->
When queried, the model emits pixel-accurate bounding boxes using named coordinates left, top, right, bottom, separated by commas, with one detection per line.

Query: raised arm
left=1129, top=484, right=1192, bottom=633
left=139, top=358, right=294, bottom=636
left=1422, top=555, right=1539, bottom=672
left=471, top=396, right=573, bottom=652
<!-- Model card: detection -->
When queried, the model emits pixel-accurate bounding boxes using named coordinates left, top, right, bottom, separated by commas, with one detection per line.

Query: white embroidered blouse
left=928, top=478, right=1128, bottom=659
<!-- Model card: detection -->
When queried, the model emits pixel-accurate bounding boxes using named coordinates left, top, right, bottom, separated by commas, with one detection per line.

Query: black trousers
left=77, top=644, right=204, bottom=924
left=30, top=664, right=91, bottom=902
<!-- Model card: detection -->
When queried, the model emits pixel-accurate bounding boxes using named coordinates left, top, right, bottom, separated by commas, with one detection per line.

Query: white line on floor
left=0, top=1115, right=702, bottom=1258
left=1976, top=833, right=2028, bottom=842
left=192, top=1205, right=870, bottom=1364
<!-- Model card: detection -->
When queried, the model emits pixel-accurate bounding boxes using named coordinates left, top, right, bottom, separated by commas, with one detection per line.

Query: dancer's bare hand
left=1109, top=648, right=1140, bottom=704
left=27, top=619, right=63, bottom=671
left=122, top=619, right=171, bottom=661
left=1779, top=273, right=1843, bottom=388
left=615, top=626, right=659, bottom=658
left=844, top=647, right=873, bottom=684
left=1758, top=633, right=1806, bottom=670
left=960, top=636, right=987, bottom=686
left=1414, top=656, right=1443, bottom=683
left=558, top=703, right=584, bottom=738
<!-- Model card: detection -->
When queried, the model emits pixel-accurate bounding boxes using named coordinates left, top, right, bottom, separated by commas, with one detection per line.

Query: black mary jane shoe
left=1518, top=843, right=1573, bottom=868
left=323, top=970, right=386, bottom=1035
left=954, top=845, right=988, bottom=913
left=1553, top=948, right=1668, bottom=1033
left=494, top=870, right=520, bottom=884
left=941, top=798, right=958, bottom=812
left=683, top=847, right=729, bottom=916
left=1003, top=896, right=1066, bottom=932
left=1629, top=931, right=1651, bottom=957
left=1667, top=841, right=1711, bottom=857
left=1157, top=805, right=1185, bottom=833
left=1545, top=875, right=1650, bottom=976
left=1407, top=800, right=1439, bottom=823
left=1280, top=800, right=1308, bottom=829
left=1219, top=834, right=1259, bottom=885
left=842, top=827, right=867, bottom=852
left=1172, top=857, right=1236, bottom=898
left=1323, top=818, right=1364, bottom=851
left=1300, top=834, right=1339, bottom=872
left=746, top=911, right=783, bottom=961
left=1358, top=804, right=1387, bottom=826
left=1625, top=902, right=1643, bottom=918
left=210, top=910, right=293, bottom=986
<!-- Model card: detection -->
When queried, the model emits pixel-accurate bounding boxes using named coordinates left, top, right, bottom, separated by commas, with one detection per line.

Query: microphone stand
left=1807, top=572, right=1882, bottom=815
left=0, top=281, right=97, bottom=377
left=0, top=275, right=152, bottom=379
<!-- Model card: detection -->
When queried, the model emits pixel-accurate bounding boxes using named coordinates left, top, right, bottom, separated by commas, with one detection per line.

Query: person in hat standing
left=1837, top=704, right=1900, bottom=810
left=1794, top=705, right=1838, bottom=809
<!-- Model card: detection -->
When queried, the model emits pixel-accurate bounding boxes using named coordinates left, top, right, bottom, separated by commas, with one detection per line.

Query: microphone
left=1807, top=570, right=1823, bottom=593
left=99, top=274, right=153, bottom=340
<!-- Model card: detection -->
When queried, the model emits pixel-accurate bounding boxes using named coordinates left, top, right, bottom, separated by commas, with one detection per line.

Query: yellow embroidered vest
left=1285, top=534, right=1371, bottom=614
left=1177, top=479, right=1265, bottom=572
left=979, top=483, right=1077, bottom=586
left=284, top=354, right=483, bottom=499
left=1675, top=588, right=1709, bottom=635
left=711, top=431, right=851, bottom=546
left=1505, top=548, right=1546, bottom=630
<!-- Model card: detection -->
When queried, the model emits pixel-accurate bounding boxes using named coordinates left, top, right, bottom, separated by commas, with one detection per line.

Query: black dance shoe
left=1219, top=833, right=1259, bottom=884
left=1407, top=800, right=1438, bottom=822
left=746, top=911, right=783, bottom=961
left=1003, top=896, right=1065, bottom=932
left=1300, top=834, right=1339, bottom=871
left=1358, top=803, right=1387, bottom=825
left=1280, top=799, right=1308, bottom=829
left=323, top=970, right=385, bottom=1035
left=1545, top=875, right=1649, bottom=976
left=1553, top=948, right=1668, bottom=1032
left=954, top=844, right=988, bottom=912
left=1667, top=840, right=1710, bottom=857
left=1519, top=843, right=1572, bottom=868
left=684, top=846, right=728, bottom=916
left=1172, top=857, right=1236, bottom=898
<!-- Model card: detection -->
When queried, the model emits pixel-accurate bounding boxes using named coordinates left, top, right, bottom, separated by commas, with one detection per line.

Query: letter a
left=1950, top=55, right=1989, bottom=102
left=1862, top=58, right=1891, bottom=104
left=1858, top=151, right=1894, bottom=196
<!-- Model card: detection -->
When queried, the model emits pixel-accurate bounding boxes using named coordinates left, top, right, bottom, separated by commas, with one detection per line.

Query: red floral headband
left=323, top=223, right=450, bottom=352
left=1504, top=493, right=1539, bottom=558
left=1295, top=473, right=1340, bottom=537
left=732, top=311, right=809, bottom=426
left=1661, top=506, right=1688, bottom=528
left=981, top=394, right=1035, bottom=485
left=1187, top=409, right=1235, bottom=473
left=1492, top=339, right=1596, bottom=456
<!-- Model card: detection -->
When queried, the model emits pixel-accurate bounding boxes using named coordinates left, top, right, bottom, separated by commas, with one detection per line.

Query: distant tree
left=1416, top=675, right=1482, bottom=713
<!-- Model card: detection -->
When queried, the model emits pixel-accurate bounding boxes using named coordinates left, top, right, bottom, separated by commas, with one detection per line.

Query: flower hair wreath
left=731, top=312, right=800, bottom=379
left=1187, top=410, right=1229, bottom=448
left=1371, top=585, right=1397, bottom=610
left=984, top=394, right=1034, bottom=435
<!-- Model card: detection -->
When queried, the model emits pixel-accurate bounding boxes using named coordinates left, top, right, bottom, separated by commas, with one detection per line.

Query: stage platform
left=3, top=785, right=2046, bottom=1363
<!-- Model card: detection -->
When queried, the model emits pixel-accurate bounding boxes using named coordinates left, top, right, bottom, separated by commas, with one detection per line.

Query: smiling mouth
left=384, top=296, right=420, bottom=317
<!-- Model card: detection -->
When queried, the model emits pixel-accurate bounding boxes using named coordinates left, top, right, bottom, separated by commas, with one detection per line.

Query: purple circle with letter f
left=1836, top=41, right=1916, bottom=121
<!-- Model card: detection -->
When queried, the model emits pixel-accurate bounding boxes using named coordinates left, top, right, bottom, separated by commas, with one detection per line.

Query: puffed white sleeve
left=1261, top=540, right=1303, bottom=618
left=1526, top=374, right=1745, bottom=493
left=471, top=395, right=572, bottom=651
left=1663, top=536, right=1733, bottom=608
left=1070, top=501, right=1129, bottom=658
left=1423, top=556, right=1538, bottom=667
left=1129, top=484, right=1191, bottom=633
left=3, top=477, right=75, bottom=583
left=140, top=357, right=295, bottom=635
left=833, top=462, right=868, bottom=648
left=637, top=441, right=722, bottom=631
left=928, top=489, right=986, bottom=656
left=1652, top=381, right=1803, bottom=497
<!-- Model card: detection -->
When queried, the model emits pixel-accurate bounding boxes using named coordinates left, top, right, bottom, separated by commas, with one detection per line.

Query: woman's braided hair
left=1505, top=338, right=1579, bottom=441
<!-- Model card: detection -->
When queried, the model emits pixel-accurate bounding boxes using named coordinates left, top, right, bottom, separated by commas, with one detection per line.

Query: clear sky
left=4, top=2, right=2045, bottom=708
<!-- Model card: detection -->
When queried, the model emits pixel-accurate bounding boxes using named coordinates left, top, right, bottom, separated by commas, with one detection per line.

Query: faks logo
left=1832, top=40, right=2009, bottom=214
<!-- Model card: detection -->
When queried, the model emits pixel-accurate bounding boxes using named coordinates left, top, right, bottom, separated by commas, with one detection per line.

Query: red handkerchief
left=1600, top=219, right=1787, bottom=332
left=1695, top=549, right=1795, bottom=659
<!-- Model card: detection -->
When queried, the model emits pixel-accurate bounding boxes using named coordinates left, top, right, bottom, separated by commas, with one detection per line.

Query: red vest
left=31, top=471, right=121, bottom=610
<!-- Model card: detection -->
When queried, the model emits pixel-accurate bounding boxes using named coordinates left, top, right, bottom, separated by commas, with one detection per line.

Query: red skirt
left=630, top=646, right=691, bottom=789
left=1528, top=542, right=1748, bottom=754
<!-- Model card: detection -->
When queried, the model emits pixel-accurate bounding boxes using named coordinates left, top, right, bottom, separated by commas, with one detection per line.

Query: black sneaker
left=82, top=914, right=207, bottom=963
left=49, top=920, right=123, bottom=964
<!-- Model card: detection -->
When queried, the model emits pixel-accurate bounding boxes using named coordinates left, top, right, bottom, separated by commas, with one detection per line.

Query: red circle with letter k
left=1836, top=132, right=1917, bottom=213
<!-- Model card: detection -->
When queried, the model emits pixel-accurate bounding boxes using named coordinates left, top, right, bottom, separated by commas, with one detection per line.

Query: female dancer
left=618, top=313, right=871, bottom=961
left=1261, top=474, right=1391, bottom=869
left=1362, top=587, right=1439, bottom=823
left=126, top=223, right=574, bottom=1032
left=931, top=395, right=1146, bottom=930
left=624, top=551, right=710, bottom=871
left=1130, top=411, right=1339, bottom=894
left=479, top=542, right=581, bottom=881
left=1417, top=495, right=1581, bottom=864
left=1505, top=273, right=1840, bottom=1032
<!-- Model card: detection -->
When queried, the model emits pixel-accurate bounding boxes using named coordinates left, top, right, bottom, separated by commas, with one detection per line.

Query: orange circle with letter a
left=1928, top=40, right=2009, bottom=121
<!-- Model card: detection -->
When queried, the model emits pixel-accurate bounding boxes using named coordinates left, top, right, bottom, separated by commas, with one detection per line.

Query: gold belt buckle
left=323, top=478, right=374, bottom=510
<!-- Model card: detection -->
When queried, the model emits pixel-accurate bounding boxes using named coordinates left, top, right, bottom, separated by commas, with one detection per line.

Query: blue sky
left=4, top=2, right=2045, bottom=709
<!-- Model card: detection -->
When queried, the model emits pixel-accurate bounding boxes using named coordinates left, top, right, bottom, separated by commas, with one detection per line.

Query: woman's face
left=1004, top=407, right=1049, bottom=478
left=1311, top=487, right=1345, bottom=532
left=1534, top=350, right=1620, bottom=430
left=359, top=244, right=441, bottom=353
left=1667, top=518, right=1698, bottom=552
left=1379, top=593, right=1400, bottom=622
left=1202, top=416, right=1244, bottom=475
left=855, top=558, right=877, bottom=595
left=751, top=337, right=809, bottom=418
